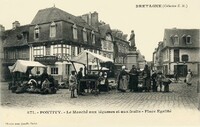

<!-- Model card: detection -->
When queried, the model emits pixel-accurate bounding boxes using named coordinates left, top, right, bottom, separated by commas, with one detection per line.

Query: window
left=66, top=64, right=70, bottom=75
left=103, top=53, right=106, bottom=57
left=34, top=25, right=40, bottom=39
left=19, top=48, right=28, bottom=59
left=33, top=46, right=44, bottom=57
left=108, top=42, right=112, bottom=50
left=83, top=28, right=87, bottom=42
left=103, top=41, right=107, bottom=49
left=63, top=45, right=70, bottom=60
left=174, top=35, right=179, bottom=46
left=4, top=50, right=8, bottom=59
left=166, top=49, right=169, bottom=59
left=77, top=47, right=82, bottom=55
left=91, top=31, right=95, bottom=44
left=73, top=24, right=78, bottom=40
left=7, top=50, right=15, bottom=59
left=182, top=55, right=189, bottom=62
left=46, top=45, right=51, bottom=55
left=71, top=46, right=75, bottom=57
left=174, top=49, right=179, bottom=62
left=53, top=44, right=62, bottom=59
left=186, top=35, right=192, bottom=44
left=50, top=22, right=56, bottom=38
left=108, top=53, right=111, bottom=58
left=51, top=67, right=58, bottom=74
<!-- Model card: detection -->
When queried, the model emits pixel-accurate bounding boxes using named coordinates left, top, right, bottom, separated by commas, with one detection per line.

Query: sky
left=1, top=0, right=200, bottom=61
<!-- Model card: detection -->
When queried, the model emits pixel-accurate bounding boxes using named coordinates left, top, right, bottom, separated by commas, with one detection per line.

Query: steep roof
left=163, top=28, right=200, bottom=48
left=3, top=25, right=30, bottom=47
left=31, top=7, right=95, bottom=30
left=98, top=24, right=112, bottom=38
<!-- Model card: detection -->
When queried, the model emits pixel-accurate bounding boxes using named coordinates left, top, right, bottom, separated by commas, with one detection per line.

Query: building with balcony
left=1, top=7, right=101, bottom=81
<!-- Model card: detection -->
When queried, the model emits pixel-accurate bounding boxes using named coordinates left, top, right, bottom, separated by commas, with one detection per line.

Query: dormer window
left=72, top=24, right=78, bottom=40
left=174, top=35, right=179, bottom=46
left=34, top=25, right=40, bottom=39
left=186, top=35, right=192, bottom=44
left=50, top=22, right=56, bottom=38
left=83, top=28, right=87, bottom=42
left=91, top=31, right=95, bottom=44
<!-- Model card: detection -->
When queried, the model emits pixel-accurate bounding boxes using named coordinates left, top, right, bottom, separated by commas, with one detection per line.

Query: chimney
left=12, top=21, right=20, bottom=29
left=0, top=25, right=5, bottom=36
left=81, top=14, right=89, bottom=24
left=91, top=11, right=99, bottom=28
left=81, top=12, right=99, bottom=28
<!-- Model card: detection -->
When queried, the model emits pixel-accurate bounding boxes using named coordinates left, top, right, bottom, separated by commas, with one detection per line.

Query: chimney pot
left=12, top=21, right=20, bottom=29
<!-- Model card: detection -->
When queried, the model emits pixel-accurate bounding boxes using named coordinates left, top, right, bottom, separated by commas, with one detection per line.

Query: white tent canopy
left=70, top=50, right=113, bottom=65
left=92, top=67, right=109, bottom=71
left=8, top=60, right=46, bottom=73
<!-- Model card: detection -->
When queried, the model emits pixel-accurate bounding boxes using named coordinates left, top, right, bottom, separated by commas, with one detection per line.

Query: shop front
left=34, top=56, right=71, bottom=83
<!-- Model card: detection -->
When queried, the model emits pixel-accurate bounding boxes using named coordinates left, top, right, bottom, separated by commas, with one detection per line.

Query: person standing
left=69, top=71, right=77, bottom=98
left=151, top=70, right=157, bottom=92
left=129, top=65, right=139, bottom=92
left=117, top=66, right=129, bottom=92
left=142, top=65, right=151, bottom=92
left=157, top=71, right=164, bottom=92
left=77, top=67, right=85, bottom=95
left=186, top=69, right=193, bottom=86
left=40, top=68, right=49, bottom=88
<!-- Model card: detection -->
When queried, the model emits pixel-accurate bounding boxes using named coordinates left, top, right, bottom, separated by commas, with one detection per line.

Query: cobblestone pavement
left=1, top=78, right=199, bottom=111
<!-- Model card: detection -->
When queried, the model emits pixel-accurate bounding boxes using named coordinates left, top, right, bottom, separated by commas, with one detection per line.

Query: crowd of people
left=10, top=65, right=194, bottom=98
left=117, top=64, right=172, bottom=93
left=10, top=69, right=57, bottom=94
left=117, top=65, right=194, bottom=93
left=68, top=64, right=195, bottom=98
left=68, top=67, right=109, bottom=98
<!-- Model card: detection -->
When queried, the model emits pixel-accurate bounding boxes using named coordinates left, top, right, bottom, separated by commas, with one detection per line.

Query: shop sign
left=34, top=56, right=58, bottom=65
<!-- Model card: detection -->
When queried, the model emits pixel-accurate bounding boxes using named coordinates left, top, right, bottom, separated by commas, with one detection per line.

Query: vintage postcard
left=0, top=0, right=200, bottom=127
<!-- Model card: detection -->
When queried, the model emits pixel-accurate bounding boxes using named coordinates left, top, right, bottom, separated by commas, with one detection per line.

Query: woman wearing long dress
left=117, top=66, right=129, bottom=92
left=186, top=69, right=193, bottom=85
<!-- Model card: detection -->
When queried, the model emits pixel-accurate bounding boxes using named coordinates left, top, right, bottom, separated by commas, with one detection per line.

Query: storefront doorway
left=174, top=65, right=187, bottom=77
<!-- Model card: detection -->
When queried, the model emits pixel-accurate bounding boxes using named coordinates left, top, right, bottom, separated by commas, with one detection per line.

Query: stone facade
left=153, top=28, right=200, bottom=76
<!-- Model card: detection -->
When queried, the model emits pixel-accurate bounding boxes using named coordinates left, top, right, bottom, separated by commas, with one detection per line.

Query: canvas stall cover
left=70, top=50, right=113, bottom=65
left=8, top=60, right=46, bottom=73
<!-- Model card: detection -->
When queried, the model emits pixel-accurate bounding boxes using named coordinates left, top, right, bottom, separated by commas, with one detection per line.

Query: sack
left=162, top=78, right=170, bottom=83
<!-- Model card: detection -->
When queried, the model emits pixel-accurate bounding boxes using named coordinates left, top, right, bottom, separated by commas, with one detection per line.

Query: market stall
left=8, top=60, right=49, bottom=93
left=70, top=50, right=113, bottom=95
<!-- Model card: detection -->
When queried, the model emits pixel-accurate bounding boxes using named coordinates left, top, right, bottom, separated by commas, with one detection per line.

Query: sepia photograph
left=0, top=0, right=200, bottom=127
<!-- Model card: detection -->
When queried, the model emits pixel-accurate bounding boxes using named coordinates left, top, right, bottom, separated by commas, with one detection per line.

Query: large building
left=153, top=28, right=200, bottom=76
left=80, top=12, right=114, bottom=61
left=1, top=6, right=146, bottom=81
left=111, top=29, right=129, bottom=69
left=1, top=7, right=102, bottom=81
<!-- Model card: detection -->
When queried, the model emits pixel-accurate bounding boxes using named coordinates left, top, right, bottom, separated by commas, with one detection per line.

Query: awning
left=92, top=67, right=109, bottom=71
left=70, top=50, right=113, bottom=65
left=8, top=60, right=46, bottom=73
